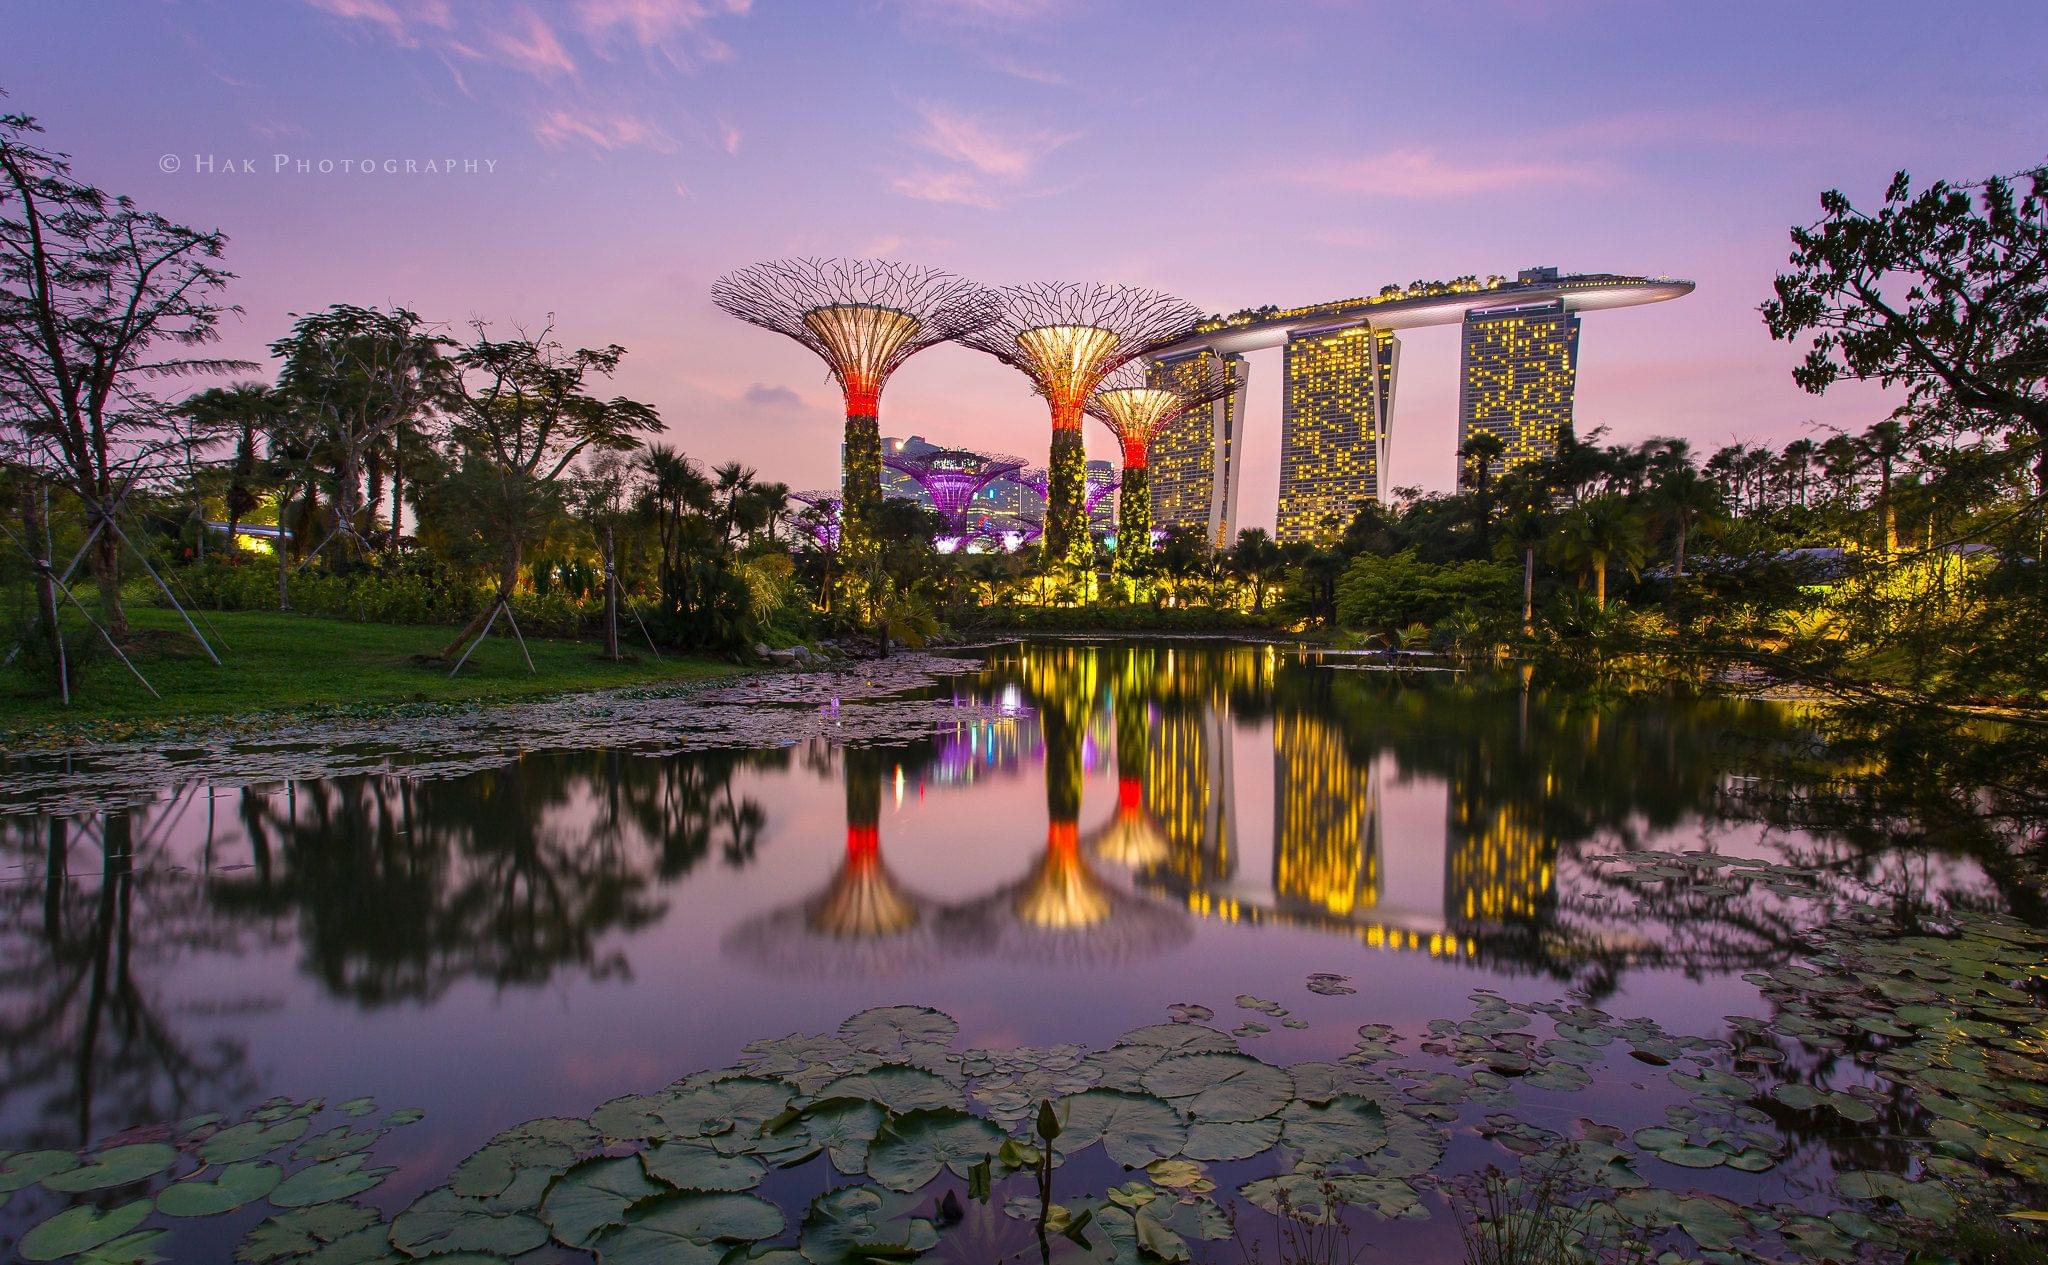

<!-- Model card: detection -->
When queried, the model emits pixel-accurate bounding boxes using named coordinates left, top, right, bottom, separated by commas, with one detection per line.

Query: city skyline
left=7, top=1, right=2043, bottom=531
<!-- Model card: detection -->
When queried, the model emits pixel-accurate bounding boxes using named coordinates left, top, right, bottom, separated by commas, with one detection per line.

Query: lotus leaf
left=0, top=1149, right=77, bottom=1193
left=816, top=1065, right=958, bottom=1114
left=204, top=1119, right=311, bottom=1165
left=793, top=1098, right=890, bottom=1173
left=1182, top=1117, right=1283, bottom=1162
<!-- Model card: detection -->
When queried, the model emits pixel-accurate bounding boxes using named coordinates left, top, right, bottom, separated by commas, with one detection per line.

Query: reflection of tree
left=722, top=744, right=945, bottom=979
left=0, top=802, right=267, bottom=1149
left=210, top=750, right=780, bottom=1004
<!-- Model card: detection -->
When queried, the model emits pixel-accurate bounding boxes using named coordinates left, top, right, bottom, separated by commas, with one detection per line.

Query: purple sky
left=11, top=1, right=2044, bottom=525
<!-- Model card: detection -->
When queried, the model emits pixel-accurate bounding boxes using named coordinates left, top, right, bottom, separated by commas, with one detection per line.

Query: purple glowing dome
left=883, top=447, right=1028, bottom=531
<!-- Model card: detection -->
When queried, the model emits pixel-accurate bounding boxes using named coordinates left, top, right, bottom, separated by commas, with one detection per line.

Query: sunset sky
left=11, top=0, right=2045, bottom=526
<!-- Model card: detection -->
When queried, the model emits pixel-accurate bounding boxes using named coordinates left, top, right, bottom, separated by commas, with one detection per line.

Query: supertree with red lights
left=712, top=260, right=997, bottom=570
left=1085, top=356, right=1234, bottom=575
left=881, top=446, right=1027, bottom=538
left=962, top=284, right=1198, bottom=590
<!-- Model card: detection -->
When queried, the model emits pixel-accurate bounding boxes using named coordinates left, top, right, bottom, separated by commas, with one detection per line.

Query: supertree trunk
left=841, top=406, right=883, bottom=566
left=1044, top=422, right=1089, bottom=574
left=1116, top=466, right=1151, bottom=577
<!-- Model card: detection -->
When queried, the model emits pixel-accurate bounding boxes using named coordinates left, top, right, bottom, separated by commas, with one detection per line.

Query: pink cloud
left=490, top=7, right=578, bottom=79
left=890, top=169, right=999, bottom=208
left=533, top=107, right=679, bottom=152
left=911, top=101, right=1065, bottom=178
left=574, top=0, right=748, bottom=65
left=1291, top=147, right=1609, bottom=198
left=301, top=0, right=454, bottom=47
left=718, top=118, right=742, bottom=155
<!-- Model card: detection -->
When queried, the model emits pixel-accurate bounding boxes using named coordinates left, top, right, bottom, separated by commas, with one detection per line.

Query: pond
left=0, top=640, right=2037, bottom=1264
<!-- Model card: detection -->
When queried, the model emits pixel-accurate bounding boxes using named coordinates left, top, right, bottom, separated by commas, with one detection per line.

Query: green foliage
left=1335, top=550, right=1515, bottom=642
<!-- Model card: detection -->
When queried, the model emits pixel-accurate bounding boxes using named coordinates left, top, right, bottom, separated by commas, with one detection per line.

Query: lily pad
left=540, top=1155, right=661, bottom=1249
left=816, top=1065, right=958, bottom=1114
left=790, top=1098, right=889, bottom=1174
left=158, top=1161, right=284, bottom=1217
left=21, top=1200, right=153, bottom=1263
left=864, top=1108, right=1005, bottom=1192
left=1182, top=1117, right=1284, bottom=1162
left=273, top=1153, right=396, bottom=1207
left=838, top=1006, right=958, bottom=1052
left=589, top=1189, right=783, bottom=1265
left=643, top=1143, right=766, bottom=1192
left=1054, top=1089, right=1186, bottom=1169
left=391, top=1187, right=551, bottom=1258
left=0, top=1150, right=77, bottom=1193
left=238, top=1203, right=384, bottom=1263
left=44, top=1144, right=180, bottom=1192
left=796, top=1186, right=937, bottom=1265
left=1280, top=1096, right=1387, bottom=1165
left=1142, top=1053, right=1294, bottom=1123
left=204, top=1119, right=311, bottom=1165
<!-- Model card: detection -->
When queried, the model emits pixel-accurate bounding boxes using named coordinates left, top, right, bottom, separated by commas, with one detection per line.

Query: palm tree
left=1645, top=464, right=1721, bottom=580
left=175, top=382, right=276, bottom=557
left=1859, top=418, right=1908, bottom=555
left=1459, top=431, right=1507, bottom=550
left=1780, top=438, right=1817, bottom=508
left=1227, top=528, right=1286, bottom=613
left=1553, top=495, right=1646, bottom=610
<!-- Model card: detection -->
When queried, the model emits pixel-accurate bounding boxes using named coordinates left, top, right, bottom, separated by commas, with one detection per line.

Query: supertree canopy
left=1018, top=465, right=1122, bottom=518
left=1086, top=357, right=1234, bottom=571
left=789, top=489, right=842, bottom=550
left=711, top=260, right=998, bottom=567
left=881, top=447, right=1026, bottom=535
left=962, top=283, right=1198, bottom=584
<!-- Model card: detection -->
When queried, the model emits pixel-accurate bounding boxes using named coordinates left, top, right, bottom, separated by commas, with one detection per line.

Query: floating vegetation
left=0, top=653, right=997, bottom=817
left=3, top=848, right=2044, bottom=1263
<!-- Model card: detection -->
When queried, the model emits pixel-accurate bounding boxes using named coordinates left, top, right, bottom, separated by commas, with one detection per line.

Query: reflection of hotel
left=1272, top=713, right=1378, bottom=919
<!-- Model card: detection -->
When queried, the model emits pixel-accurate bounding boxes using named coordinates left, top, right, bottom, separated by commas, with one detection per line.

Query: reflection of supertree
left=1086, top=358, right=1233, bottom=573
left=881, top=448, right=1026, bottom=537
left=712, top=260, right=998, bottom=565
left=1091, top=648, right=1169, bottom=870
left=0, top=800, right=269, bottom=1149
left=722, top=747, right=941, bottom=979
left=962, top=283, right=1198, bottom=583
left=790, top=490, right=843, bottom=550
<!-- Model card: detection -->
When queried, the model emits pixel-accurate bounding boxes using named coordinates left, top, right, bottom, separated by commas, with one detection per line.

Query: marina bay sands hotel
left=1142, top=267, right=1694, bottom=545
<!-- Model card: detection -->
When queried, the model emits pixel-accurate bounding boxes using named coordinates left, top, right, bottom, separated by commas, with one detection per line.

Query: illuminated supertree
left=789, top=490, right=843, bottom=550
left=882, top=447, right=1027, bottom=537
left=1017, top=465, right=1123, bottom=523
left=1086, top=357, right=1234, bottom=573
left=712, top=260, right=998, bottom=568
left=962, top=284, right=1198, bottom=587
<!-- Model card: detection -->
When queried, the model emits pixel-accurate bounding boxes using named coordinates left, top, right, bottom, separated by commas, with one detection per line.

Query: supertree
left=1018, top=464, right=1123, bottom=523
left=789, top=490, right=842, bottom=550
left=962, top=283, right=1198, bottom=588
left=881, top=447, right=1027, bottom=537
left=711, top=260, right=998, bottom=570
left=1085, top=357, right=1234, bottom=574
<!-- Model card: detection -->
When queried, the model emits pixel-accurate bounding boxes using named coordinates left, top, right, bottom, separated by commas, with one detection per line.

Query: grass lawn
left=2, top=605, right=740, bottom=737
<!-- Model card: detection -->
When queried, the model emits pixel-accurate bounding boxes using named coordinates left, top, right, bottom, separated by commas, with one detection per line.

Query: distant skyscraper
left=1457, top=296, right=1581, bottom=483
left=1148, top=350, right=1247, bottom=546
left=878, top=434, right=941, bottom=505
left=1276, top=326, right=1399, bottom=545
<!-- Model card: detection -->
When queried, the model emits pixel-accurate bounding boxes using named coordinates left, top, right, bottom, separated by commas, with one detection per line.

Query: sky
left=8, top=0, right=2045, bottom=528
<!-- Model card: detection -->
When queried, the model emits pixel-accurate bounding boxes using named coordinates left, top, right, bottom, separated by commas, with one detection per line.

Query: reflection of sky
left=0, top=651, right=2004, bottom=1258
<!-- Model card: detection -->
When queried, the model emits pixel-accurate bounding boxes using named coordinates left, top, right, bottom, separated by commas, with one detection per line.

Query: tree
left=1552, top=495, right=1646, bottom=610
left=1459, top=430, right=1507, bottom=553
left=0, top=111, right=247, bottom=634
left=1643, top=459, right=1721, bottom=580
left=173, top=382, right=274, bottom=555
left=268, top=304, right=453, bottom=564
left=437, top=323, right=663, bottom=659
left=1226, top=527, right=1286, bottom=613
left=1764, top=166, right=2048, bottom=503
